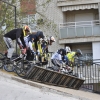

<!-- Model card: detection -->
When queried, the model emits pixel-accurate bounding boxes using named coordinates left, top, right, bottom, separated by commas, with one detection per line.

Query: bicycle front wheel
left=15, top=59, right=31, bottom=78
left=0, top=60, right=3, bottom=69
left=0, top=53, right=5, bottom=69
left=4, top=61, right=15, bottom=72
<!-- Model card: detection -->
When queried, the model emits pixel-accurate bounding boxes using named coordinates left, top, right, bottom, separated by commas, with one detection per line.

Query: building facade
left=36, top=0, right=100, bottom=60
left=57, top=0, right=100, bottom=60
left=20, top=0, right=36, bottom=30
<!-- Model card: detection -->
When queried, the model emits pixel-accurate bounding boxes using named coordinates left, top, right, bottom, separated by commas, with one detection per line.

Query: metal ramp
left=25, top=66, right=84, bottom=90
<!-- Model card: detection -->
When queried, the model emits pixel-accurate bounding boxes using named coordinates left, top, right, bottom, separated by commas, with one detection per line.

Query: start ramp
left=25, top=66, right=84, bottom=90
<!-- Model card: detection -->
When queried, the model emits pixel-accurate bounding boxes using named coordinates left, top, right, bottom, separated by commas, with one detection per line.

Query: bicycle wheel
left=0, top=60, right=3, bottom=69
left=15, top=59, right=31, bottom=78
left=4, top=61, right=15, bottom=72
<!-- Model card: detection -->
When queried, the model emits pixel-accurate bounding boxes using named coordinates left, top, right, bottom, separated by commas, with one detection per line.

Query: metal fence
left=73, top=58, right=100, bottom=93
left=42, top=52, right=100, bottom=93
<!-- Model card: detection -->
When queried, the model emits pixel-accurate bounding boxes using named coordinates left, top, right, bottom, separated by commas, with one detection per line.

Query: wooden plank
left=25, top=66, right=85, bottom=89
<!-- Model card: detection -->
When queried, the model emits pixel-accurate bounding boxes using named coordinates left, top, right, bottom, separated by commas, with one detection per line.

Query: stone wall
left=36, top=0, right=64, bottom=52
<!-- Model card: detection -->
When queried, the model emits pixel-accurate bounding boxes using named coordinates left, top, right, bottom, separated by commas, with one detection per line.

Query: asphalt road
left=0, top=70, right=100, bottom=100
left=0, top=71, right=80, bottom=100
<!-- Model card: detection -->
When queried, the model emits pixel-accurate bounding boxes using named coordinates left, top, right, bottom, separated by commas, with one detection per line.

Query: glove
left=19, top=45, right=23, bottom=49
left=21, top=48, right=26, bottom=54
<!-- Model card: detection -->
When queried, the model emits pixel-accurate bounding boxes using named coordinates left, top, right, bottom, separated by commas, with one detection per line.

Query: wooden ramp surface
left=25, top=66, right=85, bottom=90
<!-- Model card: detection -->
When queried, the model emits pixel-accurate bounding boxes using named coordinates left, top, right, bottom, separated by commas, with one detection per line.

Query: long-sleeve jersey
left=51, top=52, right=62, bottom=61
left=41, top=40, right=49, bottom=53
left=67, top=52, right=76, bottom=63
left=24, top=34, right=42, bottom=53
left=4, top=28, right=26, bottom=48
left=28, top=34, right=39, bottom=51
left=28, top=31, right=44, bottom=51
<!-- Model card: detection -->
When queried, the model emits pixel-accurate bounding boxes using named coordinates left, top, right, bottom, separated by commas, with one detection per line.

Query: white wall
left=36, top=0, right=64, bottom=52
left=92, top=42, right=100, bottom=62
left=72, top=43, right=92, bottom=54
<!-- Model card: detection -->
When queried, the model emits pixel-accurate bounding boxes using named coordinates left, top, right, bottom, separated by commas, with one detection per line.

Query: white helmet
left=65, top=46, right=71, bottom=53
left=43, top=36, right=48, bottom=41
left=50, top=36, right=55, bottom=42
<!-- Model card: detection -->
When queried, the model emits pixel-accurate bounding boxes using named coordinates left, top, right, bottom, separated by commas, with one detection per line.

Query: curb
left=12, top=75, right=89, bottom=100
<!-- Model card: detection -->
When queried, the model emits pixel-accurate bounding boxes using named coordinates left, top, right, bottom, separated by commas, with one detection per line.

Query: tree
left=0, top=0, right=58, bottom=52
left=0, top=0, right=34, bottom=51
left=0, top=0, right=18, bottom=52
left=35, top=0, right=58, bottom=37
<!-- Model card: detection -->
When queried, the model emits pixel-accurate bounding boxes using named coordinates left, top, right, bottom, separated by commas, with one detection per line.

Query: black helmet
left=76, top=49, right=82, bottom=56
left=36, top=31, right=44, bottom=39
left=57, top=49, right=66, bottom=55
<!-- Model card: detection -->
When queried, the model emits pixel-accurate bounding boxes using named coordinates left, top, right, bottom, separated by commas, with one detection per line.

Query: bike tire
left=4, top=61, right=15, bottom=72
left=0, top=60, right=4, bottom=69
left=15, top=59, right=31, bottom=78
left=0, top=53, right=5, bottom=69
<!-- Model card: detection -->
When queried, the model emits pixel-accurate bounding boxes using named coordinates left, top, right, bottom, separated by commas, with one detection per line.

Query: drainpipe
left=98, top=2, right=100, bottom=21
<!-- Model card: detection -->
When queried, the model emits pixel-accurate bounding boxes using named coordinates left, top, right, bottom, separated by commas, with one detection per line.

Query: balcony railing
left=59, top=20, right=100, bottom=39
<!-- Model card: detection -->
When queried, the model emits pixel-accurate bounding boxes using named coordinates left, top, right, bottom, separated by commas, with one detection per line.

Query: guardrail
left=37, top=52, right=100, bottom=93
left=38, top=52, right=100, bottom=93
left=74, top=58, right=100, bottom=93
left=44, top=52, right=100, bottom=93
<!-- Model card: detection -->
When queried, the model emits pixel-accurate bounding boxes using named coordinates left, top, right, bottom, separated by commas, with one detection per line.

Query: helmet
left=36, top=31, right=44, bottom=39
left=23, top=25, right=31, bottom=33
left=43, top=36, right=48, bottom=42
left=65, top=46, right=71, bottom=53
left=76, top=49, right=82, bottom=56
left=57, top=49, right=66, bottom=55
left=50, top=36, right=55, bottom=42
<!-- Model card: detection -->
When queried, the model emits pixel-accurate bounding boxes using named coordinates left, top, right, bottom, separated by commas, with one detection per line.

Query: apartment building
left=36, top=0, right=100, bottom=60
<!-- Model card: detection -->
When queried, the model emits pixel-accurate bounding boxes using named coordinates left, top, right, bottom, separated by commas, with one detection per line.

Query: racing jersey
left=28, top=34, right=39, bottom=51
left=4, top=28, right=26, bottom=48
left=51, top=52, right=62, bottom=61
left=67, top=51, right=76, bottom=63
left=41, top=40, right=49, bottom=53
left=24, top=34, right=42, bottom=53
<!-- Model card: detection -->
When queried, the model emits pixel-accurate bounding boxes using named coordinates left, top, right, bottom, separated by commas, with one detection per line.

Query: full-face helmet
left=76, top=49, right=82, bottom=56
left=65, top=46, right=71, bottom=53
left=23, top=25, right=31, bottom=33
left=50, top=36, right=55, bottom=42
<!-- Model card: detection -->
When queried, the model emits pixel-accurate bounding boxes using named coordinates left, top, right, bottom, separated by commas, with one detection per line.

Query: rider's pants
left=51, top=59, right=61, bottom=67
left=3, top=37, right=15, bottom=58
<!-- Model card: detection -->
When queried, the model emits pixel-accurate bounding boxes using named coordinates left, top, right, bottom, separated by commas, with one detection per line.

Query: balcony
left=59, top=20, right=100, bottom=40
